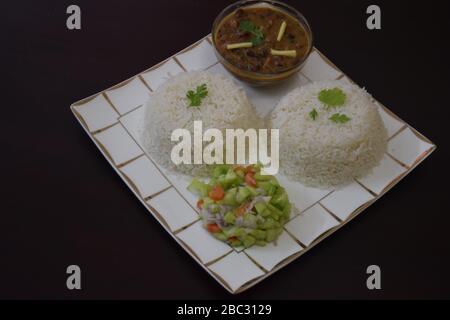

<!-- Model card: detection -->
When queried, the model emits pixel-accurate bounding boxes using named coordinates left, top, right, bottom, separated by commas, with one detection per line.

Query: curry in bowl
left=212, top=0, right=313, bottom=85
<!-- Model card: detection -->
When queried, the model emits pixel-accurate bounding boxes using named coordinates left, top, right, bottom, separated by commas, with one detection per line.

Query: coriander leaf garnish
left=186, top=84, right=208, bottom=107
left=318, top=88, right=346, bottom=108
left=239, top=20, right=264, bottom=46
left=309, top=108, right=318, bottom=120
left=251, top=35, right=264, bottom=46
left=329, top=113, right=351, bottom=124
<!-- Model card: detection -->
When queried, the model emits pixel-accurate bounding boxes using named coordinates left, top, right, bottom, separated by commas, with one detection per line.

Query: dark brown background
left=2, top=0, right=450, bottom=299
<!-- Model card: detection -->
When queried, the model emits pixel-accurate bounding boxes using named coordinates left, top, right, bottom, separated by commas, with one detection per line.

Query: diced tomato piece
left=235, top=203, right=249, bottom=217
left=206, top=223, right=221, bottom=233
left=245, top=165, right=255, bottom=174
left=196, top=199, right=204, bottom=210
left=245, top=172, right=257, bottom=187
left=208, top=184, right=225, bottom=201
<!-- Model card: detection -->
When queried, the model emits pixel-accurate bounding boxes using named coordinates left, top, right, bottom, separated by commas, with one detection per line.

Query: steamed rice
left=269, top=79, right=387, bottom=188
left=141, top=71, right=261, bottom=176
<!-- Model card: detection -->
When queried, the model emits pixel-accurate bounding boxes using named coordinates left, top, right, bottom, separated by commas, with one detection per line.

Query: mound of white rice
left=141, top=71, right=261, bottom=176
left=269, top=79, right=387, bottom=188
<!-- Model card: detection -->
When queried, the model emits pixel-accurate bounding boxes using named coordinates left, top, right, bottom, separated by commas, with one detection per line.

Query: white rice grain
left=269, top=79, right=387, bottom=188
left=141, top=71, right=262, bottom=176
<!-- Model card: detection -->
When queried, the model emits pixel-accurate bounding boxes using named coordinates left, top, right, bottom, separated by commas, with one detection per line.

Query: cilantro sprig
left=309, top=108, right=318, bottom=120
left=308, top=87, right=352, bottom=124
left=329, top=113, right=351, bottom=124
left=186, top=84, right=208, bottom=107
left=239, top=20, right=264, bottom=46
left=318, top=88, right=346, bottom=108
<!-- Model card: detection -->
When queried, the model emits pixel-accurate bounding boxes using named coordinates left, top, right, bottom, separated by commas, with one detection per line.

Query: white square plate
left=320, top=182, right=375, bottom=221
left=105, top=77, right=151, bottom=115
left=93, top=123, right=143, bottom=166
left=176, top=39, right=218, bottom=72
left=71, top=35, right=435, bottom=294
left=141, top=58, right=185, bottom=91
left=146, top=188, right=198, bottom=232
left=72, top=94, right=119, bottom=132
left=285, top=204, right=340, bottom=246
left=388, top=128, right=434, bottom=167
left=357, top=154, right=408, bottom=195
left=208, top=252, right=265, bottom=292
left=244, top=231, right=303, bottom=271
left=119, top=155, right=170, bottom=199
left=177, top=220, right=233, bottom=264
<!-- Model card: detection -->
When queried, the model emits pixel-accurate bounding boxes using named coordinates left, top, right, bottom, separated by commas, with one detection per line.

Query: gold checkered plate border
left=71, top=35, right=435, bottom=294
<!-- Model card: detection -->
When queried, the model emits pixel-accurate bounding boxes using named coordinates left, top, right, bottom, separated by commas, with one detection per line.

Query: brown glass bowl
left=211, top=0, right=313, bottom=86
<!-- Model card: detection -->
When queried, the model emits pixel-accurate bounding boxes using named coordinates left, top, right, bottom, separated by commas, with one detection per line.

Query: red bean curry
left=214, top=6, right=311, bottom=74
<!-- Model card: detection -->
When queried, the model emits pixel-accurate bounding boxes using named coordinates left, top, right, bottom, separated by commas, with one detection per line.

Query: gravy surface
left=215, top=7, right=310, bottom=74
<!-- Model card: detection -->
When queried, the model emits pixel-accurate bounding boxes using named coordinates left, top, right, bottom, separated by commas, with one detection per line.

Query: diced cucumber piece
left=212, top=165, right=230, bottom=178
left=257, top=181, right=270, bottom=192
left=260, top=208, right=271, bottom=218
left=208, top=177, right=218, bottom=188
left=254, top=172, right=272, bottom=181
left=270, top=188, right=289, bottom=210
left=187, top=179, right=210, bottom=197
left=246, top=186, right=259, bottom=197
left=243, top=235, right=256, bottom=248
left=218, top=170, right=239, bottom=188
left=249, top=229, right=266, bottom=240
left=266, top=228, right=280, bottom=242
left=223, top=226, right=245, bottom=238
left=269, top=178, right=280, bottom=187
left=267, top=203, right=283, bottom=217
left=219, top=187, right=238, bottom=206
left=268, top=186, right=277, bottom=196
left=258, top=181, right=278, bottom=196
left=213, top=232, right=227, bottom=241
left=235, top=186, right=251, bottom=204
left=222, top=226, right=235, bottom=237
left=256, top=188, right=267, bottom=195
left=254, top=202, right=266, bottom=215
left=255, top=240, right=267, bottom=246
left=279, top=215, right=288, bottom=225
left=224, top=211, right=236, bottom=224
left=282, top=202, right=292, bottom=218
left=252, top=163, right=262, bottom=171
left=271, top=211, right=280, bottom=221
left=234, top=228, right=246, bottom=238
left=260, top=217, right=280, bottom=230
left=229, top=239, right=242, bottom=247
left=243, top=213, right=258, bottom=226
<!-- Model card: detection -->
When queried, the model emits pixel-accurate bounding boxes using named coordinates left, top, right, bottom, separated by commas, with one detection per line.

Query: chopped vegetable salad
left=187, top=164, right=292, bottom=248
